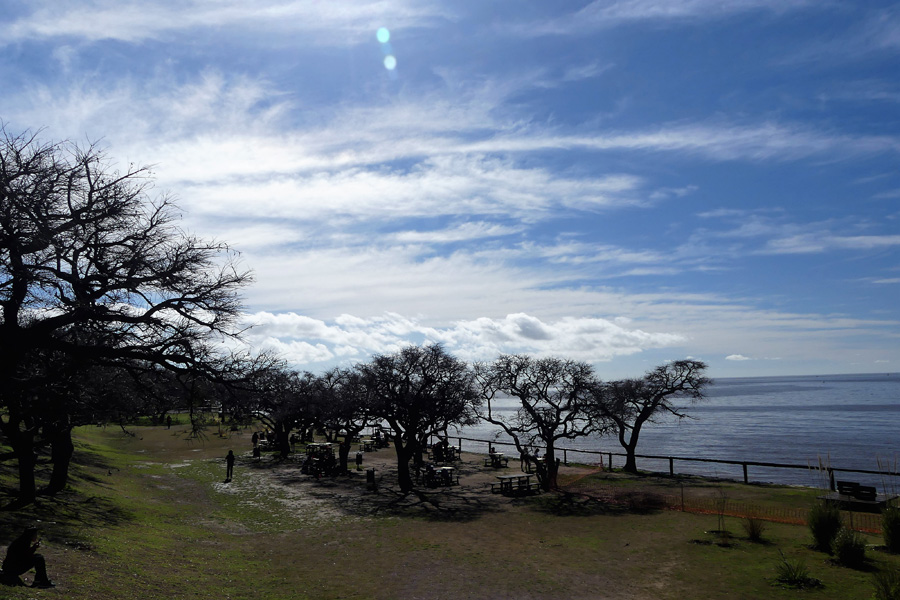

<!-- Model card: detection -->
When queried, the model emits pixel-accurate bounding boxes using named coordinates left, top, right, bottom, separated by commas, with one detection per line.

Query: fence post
left=608, top=453, right=612, bottom=470
left=669, top=457, right=674, bottom=476
left=742, top=463, right=748, bottom=484
left=829, top=468, right=835, bottom=491
left=563, top=448, right=568, bottom=465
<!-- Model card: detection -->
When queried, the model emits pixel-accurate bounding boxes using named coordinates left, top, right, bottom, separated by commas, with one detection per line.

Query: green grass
left=2, top=426, right=900, bottom=599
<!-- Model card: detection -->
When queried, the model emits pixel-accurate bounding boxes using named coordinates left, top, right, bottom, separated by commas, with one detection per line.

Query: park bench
left=819, top=480, right=897, bottom=513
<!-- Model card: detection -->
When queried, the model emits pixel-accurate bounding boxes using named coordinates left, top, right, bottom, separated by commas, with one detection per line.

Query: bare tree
left=591, top=359, right=710, bottom=473
left=361, top=345, right=480, bottom=493
left=476, top=355, right=601, bottom=491
left=0, top=125, right=251, bottom=502
left=318, top=367, right=373, bottom=472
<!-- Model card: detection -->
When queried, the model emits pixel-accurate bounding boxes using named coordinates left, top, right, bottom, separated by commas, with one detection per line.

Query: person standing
left=225, top=450, right=236, bottom=481
left=356, top=450, right=364, bottom=471
left=1, top=526, right=55, bottom=588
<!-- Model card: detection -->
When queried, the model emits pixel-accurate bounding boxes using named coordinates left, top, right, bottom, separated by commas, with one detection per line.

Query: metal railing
left=448, top=435, right=900, bottom=491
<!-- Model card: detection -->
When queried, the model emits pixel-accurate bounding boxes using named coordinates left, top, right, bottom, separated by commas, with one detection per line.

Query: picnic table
left=359, top=439, right=377, bottom=452
left=484, top=452, right=509, bottom=468
left=305, top=442, right=333, bottom=455
left=818, top=480, right=899, bottom=513
left=422, top=465, right=458, bottom=487
left=492, top=474, right=540, bottom=495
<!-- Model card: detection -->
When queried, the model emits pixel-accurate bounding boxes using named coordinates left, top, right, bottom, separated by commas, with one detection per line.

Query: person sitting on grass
left=1, top=526, right=55, bottom=588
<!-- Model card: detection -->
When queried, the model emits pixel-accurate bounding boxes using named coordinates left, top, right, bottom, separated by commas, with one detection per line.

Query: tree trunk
left=617, top=422, right=641, bottom=474
left=17, top=444, right=37, bottom=503
left=393, top=435, right=415, bottom=493
left=275, top=422, right=290, bottom=460
left=623, top=451, right=637, bottom=474
left=338, top=438, right=352, bottom=472
left=543, top=447, right=558, bottom=491
left=0, top=414, right=38, bottom=504
left=45, top=426, right=75, bottom=496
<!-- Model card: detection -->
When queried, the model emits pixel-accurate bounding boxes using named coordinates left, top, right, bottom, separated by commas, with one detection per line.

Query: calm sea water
left=451, top=373, right=900, bottom=488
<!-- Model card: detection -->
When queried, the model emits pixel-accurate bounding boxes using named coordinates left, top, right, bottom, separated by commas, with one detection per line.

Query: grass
left=2, top=425, right=900, bottom=599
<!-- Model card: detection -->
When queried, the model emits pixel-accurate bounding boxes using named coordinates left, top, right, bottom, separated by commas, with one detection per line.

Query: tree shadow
left=527, top=491, right=627, bottom=517
left=0, top=445, right=134, bottom=549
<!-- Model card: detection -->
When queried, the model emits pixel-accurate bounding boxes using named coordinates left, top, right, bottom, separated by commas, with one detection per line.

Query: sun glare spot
left=376, top=27, right=390, bottom=44
left=383, top=55, right=397, bottom=70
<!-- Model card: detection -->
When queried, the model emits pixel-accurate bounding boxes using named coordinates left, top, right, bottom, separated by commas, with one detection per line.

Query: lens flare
left=376, top=27, right=390, bottom=44
left=383, top=55, right=397, bottom=70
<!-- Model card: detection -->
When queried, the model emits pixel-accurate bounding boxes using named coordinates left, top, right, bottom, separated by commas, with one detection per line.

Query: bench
left=489, top=481, right=542, bottom=495
left=818, top=480, right=897, bottom=513
left=483, top=456, right=509, bottom=468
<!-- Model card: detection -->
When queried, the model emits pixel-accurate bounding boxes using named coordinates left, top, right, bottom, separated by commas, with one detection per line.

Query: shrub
left=808, top=501, right=842, bottom=552
left=873, top=568, right=900, bottom=600
left=742, top=517, right=767, bottom=542
left=832, top=527, right=867, bottom=568
left=883, top=507, right=900, bottom=553
left=620, top=490, right=665, bottom=513
left=775, top=550, right=821, bottom=589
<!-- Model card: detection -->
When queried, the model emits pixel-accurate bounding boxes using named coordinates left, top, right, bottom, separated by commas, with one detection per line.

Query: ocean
left=450, top=373, right=900, bottom=489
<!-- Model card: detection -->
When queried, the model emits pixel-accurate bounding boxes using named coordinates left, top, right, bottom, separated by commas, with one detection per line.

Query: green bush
left=742, top=517, right=767, bottom=542
left=832, top=527, right=867, bottom=568
left=873, top=568, right=900, bottom=600
left=808, top=501, right=842, bottom=552
left=775, top=550, right=821, bottom=589
left=884, top=507, right=900, bottom=553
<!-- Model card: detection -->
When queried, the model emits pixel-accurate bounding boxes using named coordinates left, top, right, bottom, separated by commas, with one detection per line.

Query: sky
left=1, top=0, right=899, bottom=379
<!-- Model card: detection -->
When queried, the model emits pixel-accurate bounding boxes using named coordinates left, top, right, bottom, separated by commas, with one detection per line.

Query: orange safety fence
left=557, top=477, right=884, bottom=534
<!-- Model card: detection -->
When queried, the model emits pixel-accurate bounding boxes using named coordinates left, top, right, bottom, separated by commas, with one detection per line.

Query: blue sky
left=2, top=0, right=899, bottom=378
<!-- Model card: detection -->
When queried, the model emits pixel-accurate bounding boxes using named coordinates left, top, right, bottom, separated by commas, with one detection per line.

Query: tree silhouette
left=0, top=125, right=251, bottom=502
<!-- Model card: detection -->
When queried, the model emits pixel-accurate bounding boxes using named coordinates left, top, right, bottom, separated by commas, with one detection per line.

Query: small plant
left=808, top=500, right=842, bottom=552
left=742, top=516, right=767, bottom=542
left=774, top=550, right=821, bottom=589
left=832, top=527, right=867, bottom=568
left=620, top=490, right=665, bottom=513
left=873, top=568, right=900, bottom=600
left=883, top=506, right=900, bottom=553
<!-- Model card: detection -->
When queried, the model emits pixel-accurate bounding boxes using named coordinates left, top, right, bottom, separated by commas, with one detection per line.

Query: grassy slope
left=1, top=425, right=898, bottom=599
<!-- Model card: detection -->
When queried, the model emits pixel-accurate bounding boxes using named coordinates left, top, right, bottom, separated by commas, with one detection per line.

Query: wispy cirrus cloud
left=517, top=0, right=820, bottom=36
left=1, top=0, right=450, bottom=45
left=763, top=233, right=900, bottom=254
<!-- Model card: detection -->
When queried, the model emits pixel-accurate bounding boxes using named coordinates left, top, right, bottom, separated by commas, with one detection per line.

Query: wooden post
left=563, top=448, right=568, bottom=465
left=742, top=463, right=748, bottom=484
left=608, top=453, right=612, bottom=470
left=669, top=457, right=674, bottom=476
left=829, top=468, right=836, bottom=491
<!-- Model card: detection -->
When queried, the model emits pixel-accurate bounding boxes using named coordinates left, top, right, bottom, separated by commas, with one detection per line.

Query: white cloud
left=519, top=0, right=819, bottom=36
left=725, top=354, right=752, bottom=361
left=764, top=233, right=900, bottom=255
left=392, top=222, right=524, bottom=243
left=1, top=0, right=450, bottom=46
left=240, top=310, right=686, bottom=367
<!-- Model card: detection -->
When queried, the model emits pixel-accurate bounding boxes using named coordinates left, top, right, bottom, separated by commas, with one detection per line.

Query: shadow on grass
left=0, top=446, right=134, bottom=548
left=244, top=455, right=510, bottom=523
left=527, top=491, right=635, bottom=517
left=363, top=485, right=507, bottom=522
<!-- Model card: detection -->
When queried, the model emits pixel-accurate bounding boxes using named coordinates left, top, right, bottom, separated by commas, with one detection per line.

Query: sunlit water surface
left=450, top=373, right=900, bottom=488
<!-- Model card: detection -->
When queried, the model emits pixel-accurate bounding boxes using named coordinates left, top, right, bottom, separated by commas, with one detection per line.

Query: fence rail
left=447, top=435, right=900, bottom=492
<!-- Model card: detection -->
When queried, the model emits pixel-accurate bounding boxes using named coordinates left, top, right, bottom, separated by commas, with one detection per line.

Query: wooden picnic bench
left=483, top=454, right=509, bottom=468
left=818, top=480, right=898, bottom=513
